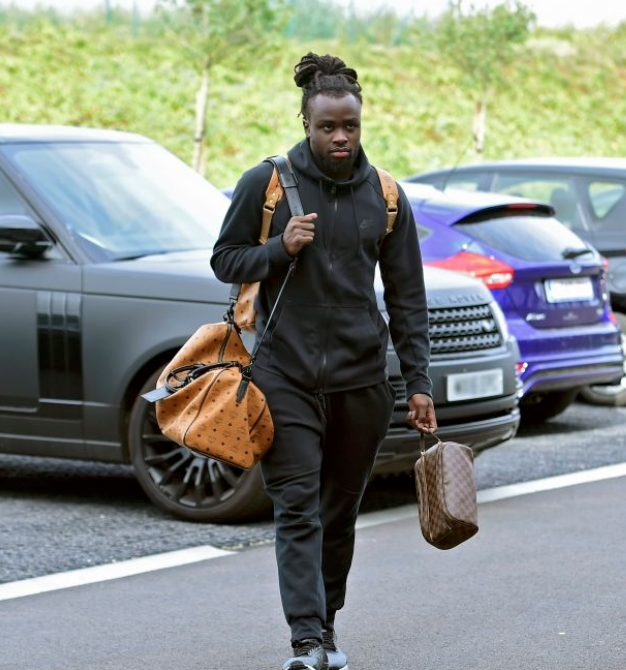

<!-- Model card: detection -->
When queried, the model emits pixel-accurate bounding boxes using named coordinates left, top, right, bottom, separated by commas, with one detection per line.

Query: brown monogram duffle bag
left=146, top=320, right=274, bottom=469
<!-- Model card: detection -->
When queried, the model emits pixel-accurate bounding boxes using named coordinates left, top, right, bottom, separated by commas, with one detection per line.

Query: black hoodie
left=211, top=140, right=432, bottom=398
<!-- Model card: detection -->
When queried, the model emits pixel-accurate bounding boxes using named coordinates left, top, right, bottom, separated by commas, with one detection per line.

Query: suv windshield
left=1, top=140, right=229, bottom=261
left=455, top=214, right=593, bottom=262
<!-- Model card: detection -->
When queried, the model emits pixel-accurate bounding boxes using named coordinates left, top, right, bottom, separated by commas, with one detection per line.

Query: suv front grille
left=429, top=304, right=503, bottom=355
left=389, top=303, right=504, bottom=403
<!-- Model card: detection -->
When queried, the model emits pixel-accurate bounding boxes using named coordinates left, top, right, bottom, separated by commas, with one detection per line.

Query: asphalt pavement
left=1, top=472, right=625, bottom=670
left=1, top=400, right=625, bottom=584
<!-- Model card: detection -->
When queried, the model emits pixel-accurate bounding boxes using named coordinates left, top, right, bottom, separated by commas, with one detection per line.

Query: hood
left=83, top=248, right=492, bottom=314
left=422, top=266, right=493, bottom=308
left=82, top=249, right=231, bottom=304
left=287, top=139, right=372, bottom=188
left=375, top=265, right=493, bottom=311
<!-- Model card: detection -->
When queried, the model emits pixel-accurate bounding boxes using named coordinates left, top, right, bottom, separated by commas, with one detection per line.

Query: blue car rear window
left=455, top=215, right=593, bottom=262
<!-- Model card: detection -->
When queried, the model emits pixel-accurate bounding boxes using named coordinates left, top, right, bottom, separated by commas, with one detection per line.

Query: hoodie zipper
left=317, top=182, right=338, bottom=393
left=328, top=183, right=337, bottom=272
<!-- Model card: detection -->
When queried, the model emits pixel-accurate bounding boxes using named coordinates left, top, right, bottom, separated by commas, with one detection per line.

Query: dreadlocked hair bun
left=294, top=52, right=360, bottom=89
left=294, top=52, right=363, bottom=116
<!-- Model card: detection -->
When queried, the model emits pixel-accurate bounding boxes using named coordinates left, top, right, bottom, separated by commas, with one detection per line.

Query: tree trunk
left=473, top=91, right=488, bottom=155
left=192, top=65, right=209, bottom=175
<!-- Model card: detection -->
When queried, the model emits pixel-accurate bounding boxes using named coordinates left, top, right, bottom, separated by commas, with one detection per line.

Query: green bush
left=1, top=10, right=625, bottom=187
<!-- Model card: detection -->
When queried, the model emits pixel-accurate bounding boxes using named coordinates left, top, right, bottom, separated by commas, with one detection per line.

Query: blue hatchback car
left=401, top=182, right=624, bottom=422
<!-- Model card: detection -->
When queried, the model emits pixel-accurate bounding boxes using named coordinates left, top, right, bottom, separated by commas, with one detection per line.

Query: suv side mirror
left=0, top=215, right=53, bottom=258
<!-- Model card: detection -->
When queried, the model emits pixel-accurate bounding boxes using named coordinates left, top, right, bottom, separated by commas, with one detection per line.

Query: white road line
left=476, top=461, right=626, bottom=504
left=1, top=461, right=625, bottom=602
left=356, top=460, right=626, bottom=529
left=0, top=545, right=233, bottom=602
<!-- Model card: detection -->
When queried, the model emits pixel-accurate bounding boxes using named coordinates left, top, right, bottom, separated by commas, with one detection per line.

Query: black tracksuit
left=211, top=139, right=432, bottom=642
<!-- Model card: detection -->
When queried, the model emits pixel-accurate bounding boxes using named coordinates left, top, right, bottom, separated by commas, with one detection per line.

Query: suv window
left=444, top=175, right=485, bottom=191
left=584, top=178, right=626, bottom=252
left=492, top=173, right=585, bottom=232
left=587, top=180, right=626, bottom=223
left=492, top=174, right=561, bottom=201
left=0, top=170, right=29, bottom=215
left=455, top=214, right=592, bottom=262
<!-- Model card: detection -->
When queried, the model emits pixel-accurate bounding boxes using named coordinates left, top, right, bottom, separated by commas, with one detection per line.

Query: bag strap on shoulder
left=230, top=156, right=303, bottom=309
left=260, top=166, right=282, bottom=244
left=260, top=155, right=305, bottom=243
left=261, top=159, right=399, bottom=239
left=229, top=156, right=303, bottom=358
left=266, top=155, right=304, bottom=217
left=375, top=166, right=399, bottom=235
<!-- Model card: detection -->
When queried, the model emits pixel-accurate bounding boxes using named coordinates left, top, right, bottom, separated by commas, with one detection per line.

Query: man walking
left=211, top=52, right=436, bottom=670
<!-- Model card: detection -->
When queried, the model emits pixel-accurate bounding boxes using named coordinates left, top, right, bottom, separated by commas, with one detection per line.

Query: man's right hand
left=282, top=213, right=318, bottom=256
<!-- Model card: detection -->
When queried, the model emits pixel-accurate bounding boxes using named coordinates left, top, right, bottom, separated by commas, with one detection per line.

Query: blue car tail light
left=425, top=250, right=515, bottom=290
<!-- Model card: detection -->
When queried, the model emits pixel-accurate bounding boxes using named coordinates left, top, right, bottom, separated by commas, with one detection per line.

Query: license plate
left=544, top=277, right=594, bottom=303
left=447, top=369, right=504, bottom=401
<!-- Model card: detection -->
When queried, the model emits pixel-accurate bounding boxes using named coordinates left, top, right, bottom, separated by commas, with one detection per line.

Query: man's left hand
left=406, top=393, right=437, bottom=434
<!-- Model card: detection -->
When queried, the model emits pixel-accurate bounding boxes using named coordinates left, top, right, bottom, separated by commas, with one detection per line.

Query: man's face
left=304, top=93, right=362, bottom=180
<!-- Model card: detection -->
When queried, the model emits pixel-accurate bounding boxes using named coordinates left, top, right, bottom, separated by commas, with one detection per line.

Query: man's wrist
left=268, top=234, right=294, bottom=263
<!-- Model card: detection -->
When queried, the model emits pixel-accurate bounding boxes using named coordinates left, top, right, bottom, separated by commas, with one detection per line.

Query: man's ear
left=303, top=117, right=310, bottom=138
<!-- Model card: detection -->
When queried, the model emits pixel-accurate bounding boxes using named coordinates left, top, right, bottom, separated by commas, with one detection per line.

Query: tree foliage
left=287, top=0, right=346, bottom=39
left=2, top=7, right=626, bottom=186
left=157, top=0, right=288, bottom=173
left=158, top=0, right=287, bottom=68
left=435, top=0, right=536, bottom=152
left=437, top=0, right=535, bottom=89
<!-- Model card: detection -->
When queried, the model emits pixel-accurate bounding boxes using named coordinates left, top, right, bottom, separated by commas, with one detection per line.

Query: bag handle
left=419, top=431, right=442, bottom=455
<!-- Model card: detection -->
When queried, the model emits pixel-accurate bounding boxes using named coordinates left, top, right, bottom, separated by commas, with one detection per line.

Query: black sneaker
left=282, top=638, right=329, bottom=670
left=322, top=630, right=348, bottom=670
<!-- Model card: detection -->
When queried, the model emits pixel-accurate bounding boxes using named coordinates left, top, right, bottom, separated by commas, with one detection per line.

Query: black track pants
left=253, top=367, right=396, bottom=643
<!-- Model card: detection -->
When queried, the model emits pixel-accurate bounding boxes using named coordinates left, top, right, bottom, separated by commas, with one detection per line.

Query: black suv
left=0, top=125, right=521, bottom=522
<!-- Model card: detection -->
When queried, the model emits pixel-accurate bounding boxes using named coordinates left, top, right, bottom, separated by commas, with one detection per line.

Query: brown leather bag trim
left=262, top=163, right=398, bottom=242
left=260, top=166, right=283, bottom=244
left=375, top=166, right=399, bottom=235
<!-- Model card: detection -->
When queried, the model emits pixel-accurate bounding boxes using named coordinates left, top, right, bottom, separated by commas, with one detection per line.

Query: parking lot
left=1, top=398, right=624, bottom=586
left=1, top=405, right=625, bottom=670
left=2, top=8, right=626, bottom=669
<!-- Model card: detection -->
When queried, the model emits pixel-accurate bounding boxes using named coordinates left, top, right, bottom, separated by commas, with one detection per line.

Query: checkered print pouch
left=414, top=433, right=479, bottom=549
